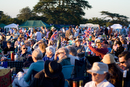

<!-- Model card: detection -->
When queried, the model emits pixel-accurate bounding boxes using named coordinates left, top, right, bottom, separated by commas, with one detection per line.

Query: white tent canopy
left=80, top=23, right=99, bottom=28
left=111, top=24, right=122, bottom=29
left=4, top=23, right=19, bottom=29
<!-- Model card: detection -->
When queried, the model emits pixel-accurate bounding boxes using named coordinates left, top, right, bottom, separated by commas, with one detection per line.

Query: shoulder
left=103, top=80, right=114, bottom=87
left=34, top=70, right=44, bottom=79
left=84, top=81, right=93, bottom=87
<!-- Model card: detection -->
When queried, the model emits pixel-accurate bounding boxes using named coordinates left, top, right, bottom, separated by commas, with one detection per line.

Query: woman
left=55, top=47, right=71, bottom=66
left=102, top=53, right=122, bottom=87
left=12, top=49, right=44, bottom=87
left=114, top=41, right=124, bottom=57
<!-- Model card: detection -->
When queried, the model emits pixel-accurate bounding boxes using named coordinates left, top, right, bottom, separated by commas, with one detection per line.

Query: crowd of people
left=0, top=25, right=130, bottom=87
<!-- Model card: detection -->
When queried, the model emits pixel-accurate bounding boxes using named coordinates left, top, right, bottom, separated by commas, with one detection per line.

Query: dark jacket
left=124, top=68, right=130, bottom=87
left=58, top=57, right=71, bottom=66
left=48, top=30, right=53, bottom=39
left=30, top=70, right=65, bottom=87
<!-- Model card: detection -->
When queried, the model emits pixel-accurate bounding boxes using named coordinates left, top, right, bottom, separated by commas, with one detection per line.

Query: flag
left=50, top=31, right=58, bottom=40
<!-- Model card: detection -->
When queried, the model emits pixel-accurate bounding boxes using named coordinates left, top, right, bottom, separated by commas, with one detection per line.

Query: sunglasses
left=58, top=52, right=64, bottom=55
left=23, top=48, right=27, bottom=49
left=120, top=61, right=126, bottom=64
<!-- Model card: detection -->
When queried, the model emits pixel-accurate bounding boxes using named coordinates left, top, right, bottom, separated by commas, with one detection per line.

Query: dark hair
left=7, top=41, right=11, bottom=45
left=118, top=51, right=130, bottom=60
left=116, top=41, right=122, bottom=46
left=107, top=63, right=122, bottom=87
left=67, top=46, right=77, bottom=56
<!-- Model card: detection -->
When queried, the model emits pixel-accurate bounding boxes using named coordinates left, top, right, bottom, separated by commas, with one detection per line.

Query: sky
left=0, top=0, right=130, bottom=20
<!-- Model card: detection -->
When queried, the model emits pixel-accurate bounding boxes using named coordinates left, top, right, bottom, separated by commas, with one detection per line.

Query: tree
left=17, top=7, right=32, bottom=21
left=33, top=0, right=92, bottom=24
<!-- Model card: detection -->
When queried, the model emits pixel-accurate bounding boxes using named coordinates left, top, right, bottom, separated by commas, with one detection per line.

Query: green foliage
left=33, top=0, right=92, bottom=25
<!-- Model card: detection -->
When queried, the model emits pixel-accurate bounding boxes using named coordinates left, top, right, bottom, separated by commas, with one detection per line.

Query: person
left=84, top=62, right=114, bottom=87
left=118, top=51, right=130, bottom=87
left=114, top=41, right=124, bottom=57
left=73, top=25, right=79, bottom=38
left=67, top=46, right=79, bottom=65
left=75, top=38, right=85, bottom=58
left=14, top=37, right=21, bottom=48
left=55, top=47, right=71, bottom=66
left=35, top=29, right=42, bottom=41
left=17, top=44, right=31, bottom=62
left=102, top=54, right=122, bottom=87
left=2, top=41, right=14, bottom=57
left=88, top=39, right=108, bottom=58
left=65, top=26, right=73, bottom=39
left=12, top=49, right=44, bottom=87
left=38, top=42, right=47, bottom=58
left=43, top=46, right=55, bottom=62
left=48, top=27, right=56, bottom=40
left=30, top=60, right=65, bottom=87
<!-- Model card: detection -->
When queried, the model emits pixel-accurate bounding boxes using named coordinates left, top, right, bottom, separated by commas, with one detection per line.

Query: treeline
left=0, top=0, right=129, bottom=26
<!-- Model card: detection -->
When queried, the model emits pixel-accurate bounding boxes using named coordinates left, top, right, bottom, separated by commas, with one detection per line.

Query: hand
left=54, top=51, right=59, bottom=60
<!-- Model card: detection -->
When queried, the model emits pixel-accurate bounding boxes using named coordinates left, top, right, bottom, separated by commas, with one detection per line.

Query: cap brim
left=87, top=70, right=107, bottom=74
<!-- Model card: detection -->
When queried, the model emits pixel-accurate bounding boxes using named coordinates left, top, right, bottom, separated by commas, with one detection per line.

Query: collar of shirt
left=92, top=79, right=107, bottom=87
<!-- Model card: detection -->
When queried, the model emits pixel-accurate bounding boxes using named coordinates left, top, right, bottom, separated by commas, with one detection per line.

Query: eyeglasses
left=23, top=48, right=27, bottom=49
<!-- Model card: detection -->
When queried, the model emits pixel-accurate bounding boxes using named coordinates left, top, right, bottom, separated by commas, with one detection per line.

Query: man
left=84, top=62, right=114, bottom=87
left=17, top=44, right=31, bottom=62
left=65, top=26, right=73, bottom=39
left=118, top=51, right=130, bottom=70
left=35, top=29, right=42, bottom=41
left=2, top=41, right=14, bottom=57
left=75, top=38, right=85, bottom=58
left=67, top=46, right=79, bottom=65
left=118, top=51, right=130, bottom=87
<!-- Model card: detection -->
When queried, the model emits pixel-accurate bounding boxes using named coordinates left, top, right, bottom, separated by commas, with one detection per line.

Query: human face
left=21, top=45, right=27, bottom=52
left=7, top=43, right=11, bottom=48
left=91, top=73, right=106, bottom=84
left=76, top=41, right=81, bottom=47
left=46, top=51, right=53, bottom=58
left=119, top=56, right=127, bottom=70
left=57, top=51, right=66, bottom=60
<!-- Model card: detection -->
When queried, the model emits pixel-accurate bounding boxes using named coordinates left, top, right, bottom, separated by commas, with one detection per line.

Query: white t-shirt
left=35, top=32, right=42, bottom=41
left=84, top=79, right=114, bottom=87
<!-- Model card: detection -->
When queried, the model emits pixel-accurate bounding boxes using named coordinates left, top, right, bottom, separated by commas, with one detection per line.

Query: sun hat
left=51, top=27, right=56, bottom=30
left=87, top=62, right=108, bottom=74
left=44, top=60, right=62, bottom=78
left=102, top=53, right=116, bottom=64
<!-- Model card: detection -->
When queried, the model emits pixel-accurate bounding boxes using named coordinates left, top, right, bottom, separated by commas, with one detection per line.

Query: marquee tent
left=80, top=23, right=99, bottom=28
left=19, top=20, right=50, bottom=28
left=111, top=24, right=122, bottom=29
left=4, top=23, right=18, bottom=29
left=0, top=23, right=6, bottom=28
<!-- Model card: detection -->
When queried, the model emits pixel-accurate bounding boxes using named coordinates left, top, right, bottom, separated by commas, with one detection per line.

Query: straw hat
left=102, top=53, right=116, bottom=64
left=87, top=62, right=108, bottom=74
